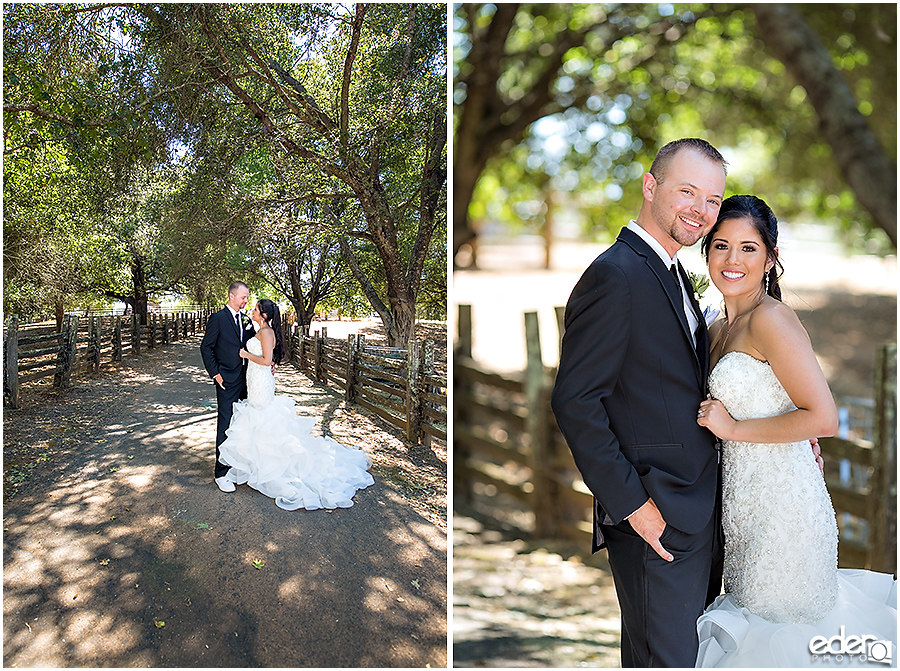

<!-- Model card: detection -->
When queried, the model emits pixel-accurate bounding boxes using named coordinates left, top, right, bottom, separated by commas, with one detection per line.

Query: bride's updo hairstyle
left=257, top=299, right=284, bottom=365
left=701, top=194, right=784, bottom=302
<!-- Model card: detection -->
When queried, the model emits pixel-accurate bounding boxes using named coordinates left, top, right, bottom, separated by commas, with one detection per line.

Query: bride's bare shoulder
left=748, top=298, right=811, bottom=351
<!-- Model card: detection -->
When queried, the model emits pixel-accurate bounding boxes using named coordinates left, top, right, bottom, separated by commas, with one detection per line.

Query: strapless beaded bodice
left=710, top=351, right=838, bottom=624
left=246, top=337, right=275, bottom=409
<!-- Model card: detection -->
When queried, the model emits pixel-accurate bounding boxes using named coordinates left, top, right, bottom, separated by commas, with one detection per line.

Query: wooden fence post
left=454, top=305, right=472, bottom=500
left=282, top=315, right=292, bottom=361
left=524, top=311, right=556, bottom=537
left=314, top=331, right=323, bottom=383
left=132, top=314, right=141, bottom=355
left=90, top=317, right=101, bottom=373
left=345, top=334, right=359, bottom=401
left=148, top=315, right=157, bottom=349
left=406, top=339, right=422, bottom=443
left=554, top=306, right=566, bottom=359
left=113, top=316, right=123, bottom=362
left=172, top=314, right=180, bottom=342
left=422, top=339, right=435, bottom=449
left=456, top=304, right=472, bottom=357
left=868, top=344, right=897, bottom=573
left=4, top=314, right=19, bottom=408
left=54, top=314, right=79, bottom=388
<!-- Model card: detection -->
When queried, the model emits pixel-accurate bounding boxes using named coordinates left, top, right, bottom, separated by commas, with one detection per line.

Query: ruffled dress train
left=218, top=337, right=374, bottom=510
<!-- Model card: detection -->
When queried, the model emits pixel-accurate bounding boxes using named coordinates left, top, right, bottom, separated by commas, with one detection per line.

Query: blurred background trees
left=453, top=3, right=896, bottom=264
left=4, top=3, right=447, bottom=344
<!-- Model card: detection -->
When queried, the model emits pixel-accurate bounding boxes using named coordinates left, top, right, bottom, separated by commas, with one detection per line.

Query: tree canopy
left=4, top=3, right=447, bottom=345
left=454, top=3, right=896, bottom=260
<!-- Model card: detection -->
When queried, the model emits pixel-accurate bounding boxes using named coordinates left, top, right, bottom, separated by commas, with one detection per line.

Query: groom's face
left=644, top=148, right=725, bottom=251
left=228, top=287, right=250, bottom=312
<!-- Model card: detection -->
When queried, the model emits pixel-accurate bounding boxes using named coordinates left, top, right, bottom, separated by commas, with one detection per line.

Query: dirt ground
left=3, top=331, right=447, bottom=667
left=451, top=238, right=896, bottom=668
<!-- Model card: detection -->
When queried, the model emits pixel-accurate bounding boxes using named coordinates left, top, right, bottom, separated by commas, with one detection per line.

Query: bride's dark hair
left=701, top=194, right=783, bottom=302
left=257, top=299, right=284, bottom=365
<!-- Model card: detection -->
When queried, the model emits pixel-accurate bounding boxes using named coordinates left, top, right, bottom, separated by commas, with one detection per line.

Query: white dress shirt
left=627, top=221, right=699, bottom=347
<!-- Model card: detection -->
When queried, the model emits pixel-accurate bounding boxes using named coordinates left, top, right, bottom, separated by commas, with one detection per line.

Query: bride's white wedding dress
left=696, top=352, right=896, bottom=668
left=218, top=337, right=374, bottom=510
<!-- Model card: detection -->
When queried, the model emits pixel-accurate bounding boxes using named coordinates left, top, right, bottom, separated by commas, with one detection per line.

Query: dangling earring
left=764, top=271, right=770, bottom=296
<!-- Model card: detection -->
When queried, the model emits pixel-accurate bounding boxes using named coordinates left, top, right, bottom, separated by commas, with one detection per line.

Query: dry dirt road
left=4, top=337, right=447, bottom=667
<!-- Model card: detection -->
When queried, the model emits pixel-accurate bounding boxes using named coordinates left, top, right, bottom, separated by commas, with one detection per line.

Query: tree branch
left=340, top=4, right=367, bottom=159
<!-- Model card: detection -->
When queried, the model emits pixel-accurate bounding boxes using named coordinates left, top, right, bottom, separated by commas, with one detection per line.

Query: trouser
left=214, top=376, right=247, bottom=478
left=603, top=512, right=719, bottom=668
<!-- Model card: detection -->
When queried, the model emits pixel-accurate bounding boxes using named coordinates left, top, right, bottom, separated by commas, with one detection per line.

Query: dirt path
left=3, top=337, right=446, bottom=667
left=453, top=511, right=621, bottom=668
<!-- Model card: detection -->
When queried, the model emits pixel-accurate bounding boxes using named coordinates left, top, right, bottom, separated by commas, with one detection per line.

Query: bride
left=216, top=298, right=374, bottom=510
left=694, top=195, right=896, bottom=667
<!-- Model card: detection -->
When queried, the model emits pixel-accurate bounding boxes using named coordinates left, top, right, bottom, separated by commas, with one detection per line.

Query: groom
left=551, top=139, right=726, bottom=667
left=200, top=281, right=254, bottom=493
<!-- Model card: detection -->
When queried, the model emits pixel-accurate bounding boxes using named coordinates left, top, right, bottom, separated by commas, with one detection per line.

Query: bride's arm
left=698, top=301, right=838, bottom=444
left=239, top=329, right=275, bottom=367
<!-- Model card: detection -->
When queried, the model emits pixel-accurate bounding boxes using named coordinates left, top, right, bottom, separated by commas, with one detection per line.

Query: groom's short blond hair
left=228, top=281, right=248, bottom=296
left=650, top=138, right=727, bottom=183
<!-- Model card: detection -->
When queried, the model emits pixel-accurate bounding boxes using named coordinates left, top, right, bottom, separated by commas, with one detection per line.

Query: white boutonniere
left=687, top=271, right=721, bottom=326
left=237, top=313, right=253, bottom=331
left=687, top=270, right=710, bottom=301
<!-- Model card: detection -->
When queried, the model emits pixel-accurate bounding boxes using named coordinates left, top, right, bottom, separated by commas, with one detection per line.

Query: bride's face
left=707, top=216, right=773, bottom=298
left=251, top=304, right=262, bottom=324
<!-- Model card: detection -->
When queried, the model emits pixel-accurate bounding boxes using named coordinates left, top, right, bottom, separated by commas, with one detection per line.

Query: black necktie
left=670, top=264, right=682, bottom=292
left=234, top=312, right=241, bottom=335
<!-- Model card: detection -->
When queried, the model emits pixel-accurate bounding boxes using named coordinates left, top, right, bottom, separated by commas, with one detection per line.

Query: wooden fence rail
left=288, top=325, right=447, bottom=447
left=4, top=311, right=213, bottom=408
left=454, top=304, right=897, bottom=574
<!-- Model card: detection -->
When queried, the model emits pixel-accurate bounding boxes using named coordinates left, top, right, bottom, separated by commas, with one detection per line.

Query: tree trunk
left=388, top=299, right=416, bottom=349
left=132, top=257, right=149, bottom=325
left=751, top=3, right=897, bottom=247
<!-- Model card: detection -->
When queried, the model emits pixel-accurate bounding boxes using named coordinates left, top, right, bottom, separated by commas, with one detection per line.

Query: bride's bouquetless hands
left=697, top=397, right=735, bottom=439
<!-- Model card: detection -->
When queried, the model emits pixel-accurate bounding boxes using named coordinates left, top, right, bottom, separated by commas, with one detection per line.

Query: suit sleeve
left=199, top=313, right=220, bottom=379
left=550, top=261, right=649, bottom=525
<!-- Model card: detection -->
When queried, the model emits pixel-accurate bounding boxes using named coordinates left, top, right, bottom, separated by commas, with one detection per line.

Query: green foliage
left=4, top=4, right=447, bottom=334
left=457, top=3, right=896, bottom=253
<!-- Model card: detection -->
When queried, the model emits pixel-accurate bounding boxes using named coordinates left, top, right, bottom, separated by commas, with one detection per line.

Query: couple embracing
left=552, top=139, right=896, bottom=667
left=199, top=282, right=373, bottom=511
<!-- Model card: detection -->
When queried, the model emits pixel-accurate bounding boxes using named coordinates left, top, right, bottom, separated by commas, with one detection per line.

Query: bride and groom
left=552, top=139, right=896, bottom=667
left=200, top=282, right=373, bottom=510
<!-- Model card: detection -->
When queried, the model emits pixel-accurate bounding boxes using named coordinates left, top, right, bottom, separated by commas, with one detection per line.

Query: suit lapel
left=684, top=274, right=711, bottom=385
left=619, top=229, right=705, bottom=387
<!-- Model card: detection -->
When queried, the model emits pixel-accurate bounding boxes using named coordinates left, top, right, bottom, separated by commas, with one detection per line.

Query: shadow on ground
left=4, top=338, right=446, bottom=667
left=453, top=498, right=621, bottom=669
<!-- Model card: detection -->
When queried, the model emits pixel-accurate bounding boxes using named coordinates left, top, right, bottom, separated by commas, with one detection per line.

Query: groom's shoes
left=215, top=476, right=236, bottom=493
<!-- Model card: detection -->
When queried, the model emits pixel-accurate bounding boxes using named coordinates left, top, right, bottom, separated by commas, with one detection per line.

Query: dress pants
left=603, top=513, right=718, bottom=667
left=214, top=375, right=247, bottom=478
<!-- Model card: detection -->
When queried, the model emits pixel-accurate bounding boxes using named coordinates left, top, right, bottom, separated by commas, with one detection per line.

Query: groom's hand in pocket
left=628, top=498, right=674, bottom=562
left=214, top=374, right=225, bottom=389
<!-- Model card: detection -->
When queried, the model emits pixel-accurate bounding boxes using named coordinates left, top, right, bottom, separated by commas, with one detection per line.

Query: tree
left=247, top=201, right=351, bottom=329
left=454, top=3, right=896, bottom=258
left=133, top=3, right=447, bottom=346
left=751, top=3, right=896, bottom=246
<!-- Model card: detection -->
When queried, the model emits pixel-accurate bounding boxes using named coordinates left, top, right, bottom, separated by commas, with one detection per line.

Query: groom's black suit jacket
left=551, top=226, right=720, bottom=552
left=200, top=307, right=255, bottom=385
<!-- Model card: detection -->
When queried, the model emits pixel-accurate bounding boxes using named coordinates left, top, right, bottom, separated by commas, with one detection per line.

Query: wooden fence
left=287, top=325, right=447, bottom=447
left=4, top=311, right=213, bottom=408
left=454, top=304, right=897, bottom=574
